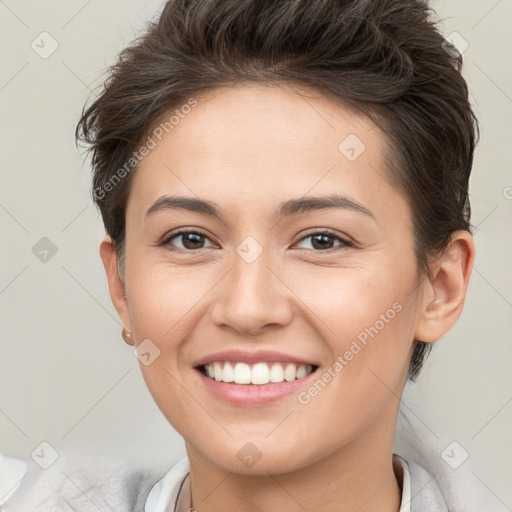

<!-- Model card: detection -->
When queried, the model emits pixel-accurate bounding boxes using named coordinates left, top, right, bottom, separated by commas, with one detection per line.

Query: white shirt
left=2, top=394, right=490, bottom=512
left=144, top=454, right=449, bottom=512
left=0, top=453, right=27, bottom=507
left=0, top=448, right=487, bottom=511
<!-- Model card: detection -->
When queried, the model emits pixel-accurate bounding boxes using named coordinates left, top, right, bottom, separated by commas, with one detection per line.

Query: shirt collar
left=394, top=454, right=412, bottom=511
left=145, top=454, right=412, bottom=512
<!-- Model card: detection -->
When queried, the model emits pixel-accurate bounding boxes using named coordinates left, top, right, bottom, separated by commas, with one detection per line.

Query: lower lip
left=195, top=368, right=318, bottom=407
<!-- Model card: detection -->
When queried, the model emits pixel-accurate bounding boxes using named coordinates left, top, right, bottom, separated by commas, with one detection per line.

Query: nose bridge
left=211, top=242, right=291, bottom=333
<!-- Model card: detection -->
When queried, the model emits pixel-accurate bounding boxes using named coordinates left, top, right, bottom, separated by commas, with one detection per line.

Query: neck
left=184, top=410, right=402, bottom=512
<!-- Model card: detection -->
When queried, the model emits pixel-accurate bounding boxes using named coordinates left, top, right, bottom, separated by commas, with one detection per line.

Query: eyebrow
left=145, top=193, right=375, bottom=221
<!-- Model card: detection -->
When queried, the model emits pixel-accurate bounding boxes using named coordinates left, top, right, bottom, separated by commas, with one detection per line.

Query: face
left=111, top=84, right=429, bottom=474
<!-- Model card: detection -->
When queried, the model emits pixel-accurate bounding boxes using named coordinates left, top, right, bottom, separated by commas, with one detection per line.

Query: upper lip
left=193, top=349, right=319, bottom=368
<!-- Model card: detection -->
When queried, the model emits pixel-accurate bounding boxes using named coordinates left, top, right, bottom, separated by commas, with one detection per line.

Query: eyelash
left=160, top=229, right=353, bottom=253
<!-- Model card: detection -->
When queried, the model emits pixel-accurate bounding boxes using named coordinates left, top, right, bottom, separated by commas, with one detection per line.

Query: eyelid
left=160, top=228, right=216, bottom=249
left=292, top=229, right=353, bottom=250
left=160, top=227, right=353, bottom=253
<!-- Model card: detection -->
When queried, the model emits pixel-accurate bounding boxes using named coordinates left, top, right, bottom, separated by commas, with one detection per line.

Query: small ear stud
left=121, top=327, right=135, bottom=346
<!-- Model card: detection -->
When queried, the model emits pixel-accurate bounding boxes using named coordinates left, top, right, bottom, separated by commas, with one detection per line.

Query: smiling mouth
left=197, top=361, right=318, bottom=385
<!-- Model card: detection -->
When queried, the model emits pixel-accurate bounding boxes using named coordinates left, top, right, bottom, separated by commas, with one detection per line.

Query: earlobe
left=99, top=236, right=132, bottom=332
left=414, top=231, right=475, bottom=343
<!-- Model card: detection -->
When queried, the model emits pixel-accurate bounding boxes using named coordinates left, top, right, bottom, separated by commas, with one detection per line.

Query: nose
left=210, top=249, right=293, bottom=336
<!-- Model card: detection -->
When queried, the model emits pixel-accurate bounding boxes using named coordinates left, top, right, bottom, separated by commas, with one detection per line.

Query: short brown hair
left=76, top=0, right=478, bottom=380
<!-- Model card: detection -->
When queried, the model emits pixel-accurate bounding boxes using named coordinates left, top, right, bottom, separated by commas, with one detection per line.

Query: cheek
left=290, top=259, right=418, bottom=401
left=294, top=259, right=417, bottom=345
left=125, top=266, right=205, bottom=433
left=284, top=274, right=418, bottom=455
left=125, top=255, right=213, bottom=342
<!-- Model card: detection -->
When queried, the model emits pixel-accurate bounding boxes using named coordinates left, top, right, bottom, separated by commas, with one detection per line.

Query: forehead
left=128, top=84, right=407, bottom=225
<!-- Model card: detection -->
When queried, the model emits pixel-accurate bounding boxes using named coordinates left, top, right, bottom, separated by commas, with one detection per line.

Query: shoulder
left=395, top=392, right=490, bottom=511
left=1, top=451, right=162, bottom=512
left=0, top=452, right=28, bottom=506
left=404, top=457, right=449, bottom=512
left=393, top=453, right=449, bottom=512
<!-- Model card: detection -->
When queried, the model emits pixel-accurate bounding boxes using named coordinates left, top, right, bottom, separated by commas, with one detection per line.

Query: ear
left=99, top=236, right=132, bottom=331
left=414, top=230, right=475, bottom=343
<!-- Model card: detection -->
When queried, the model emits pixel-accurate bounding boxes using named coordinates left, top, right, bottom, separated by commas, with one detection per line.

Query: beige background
left=0, top=0, right=511, bottom=508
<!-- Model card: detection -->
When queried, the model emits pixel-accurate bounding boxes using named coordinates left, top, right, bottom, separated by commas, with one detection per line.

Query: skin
left=100, top=83, right=475, bottom=512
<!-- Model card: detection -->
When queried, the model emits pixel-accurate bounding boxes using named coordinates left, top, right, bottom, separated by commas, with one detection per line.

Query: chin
left=192, top=434, right=321, bottom=475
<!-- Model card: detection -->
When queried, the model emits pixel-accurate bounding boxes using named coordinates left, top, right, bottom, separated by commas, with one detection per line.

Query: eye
left=161, top=230, right=216, bottom=251
left=160, top=229, right=352, bottom=252
left=293, top=230, right=352, bottom=252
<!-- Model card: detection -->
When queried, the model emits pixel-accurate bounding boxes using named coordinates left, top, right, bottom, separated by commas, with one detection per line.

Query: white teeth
left=233, top=362, right=252, bottom=384
left=251, top=363, right=270, bottom=385
left=222, top=361, right=234, bottom=382
left=296, top=365, right=307, bottom=379
left=269, top=363, right=284, bottom=382
left=213, top=362, right=223, bottom=381
left=203, top=361, right=314, bottom=385
left=283, top=363, right=296, bottom=382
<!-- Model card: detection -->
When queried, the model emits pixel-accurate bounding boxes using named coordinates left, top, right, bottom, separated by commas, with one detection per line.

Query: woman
left=2, top=0, right=481, bottom=510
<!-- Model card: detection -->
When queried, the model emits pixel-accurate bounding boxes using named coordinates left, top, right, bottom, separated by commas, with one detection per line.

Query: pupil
left=312, top=233, right=333, bottom=250
left=184, top=233, right=204, bottom=249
